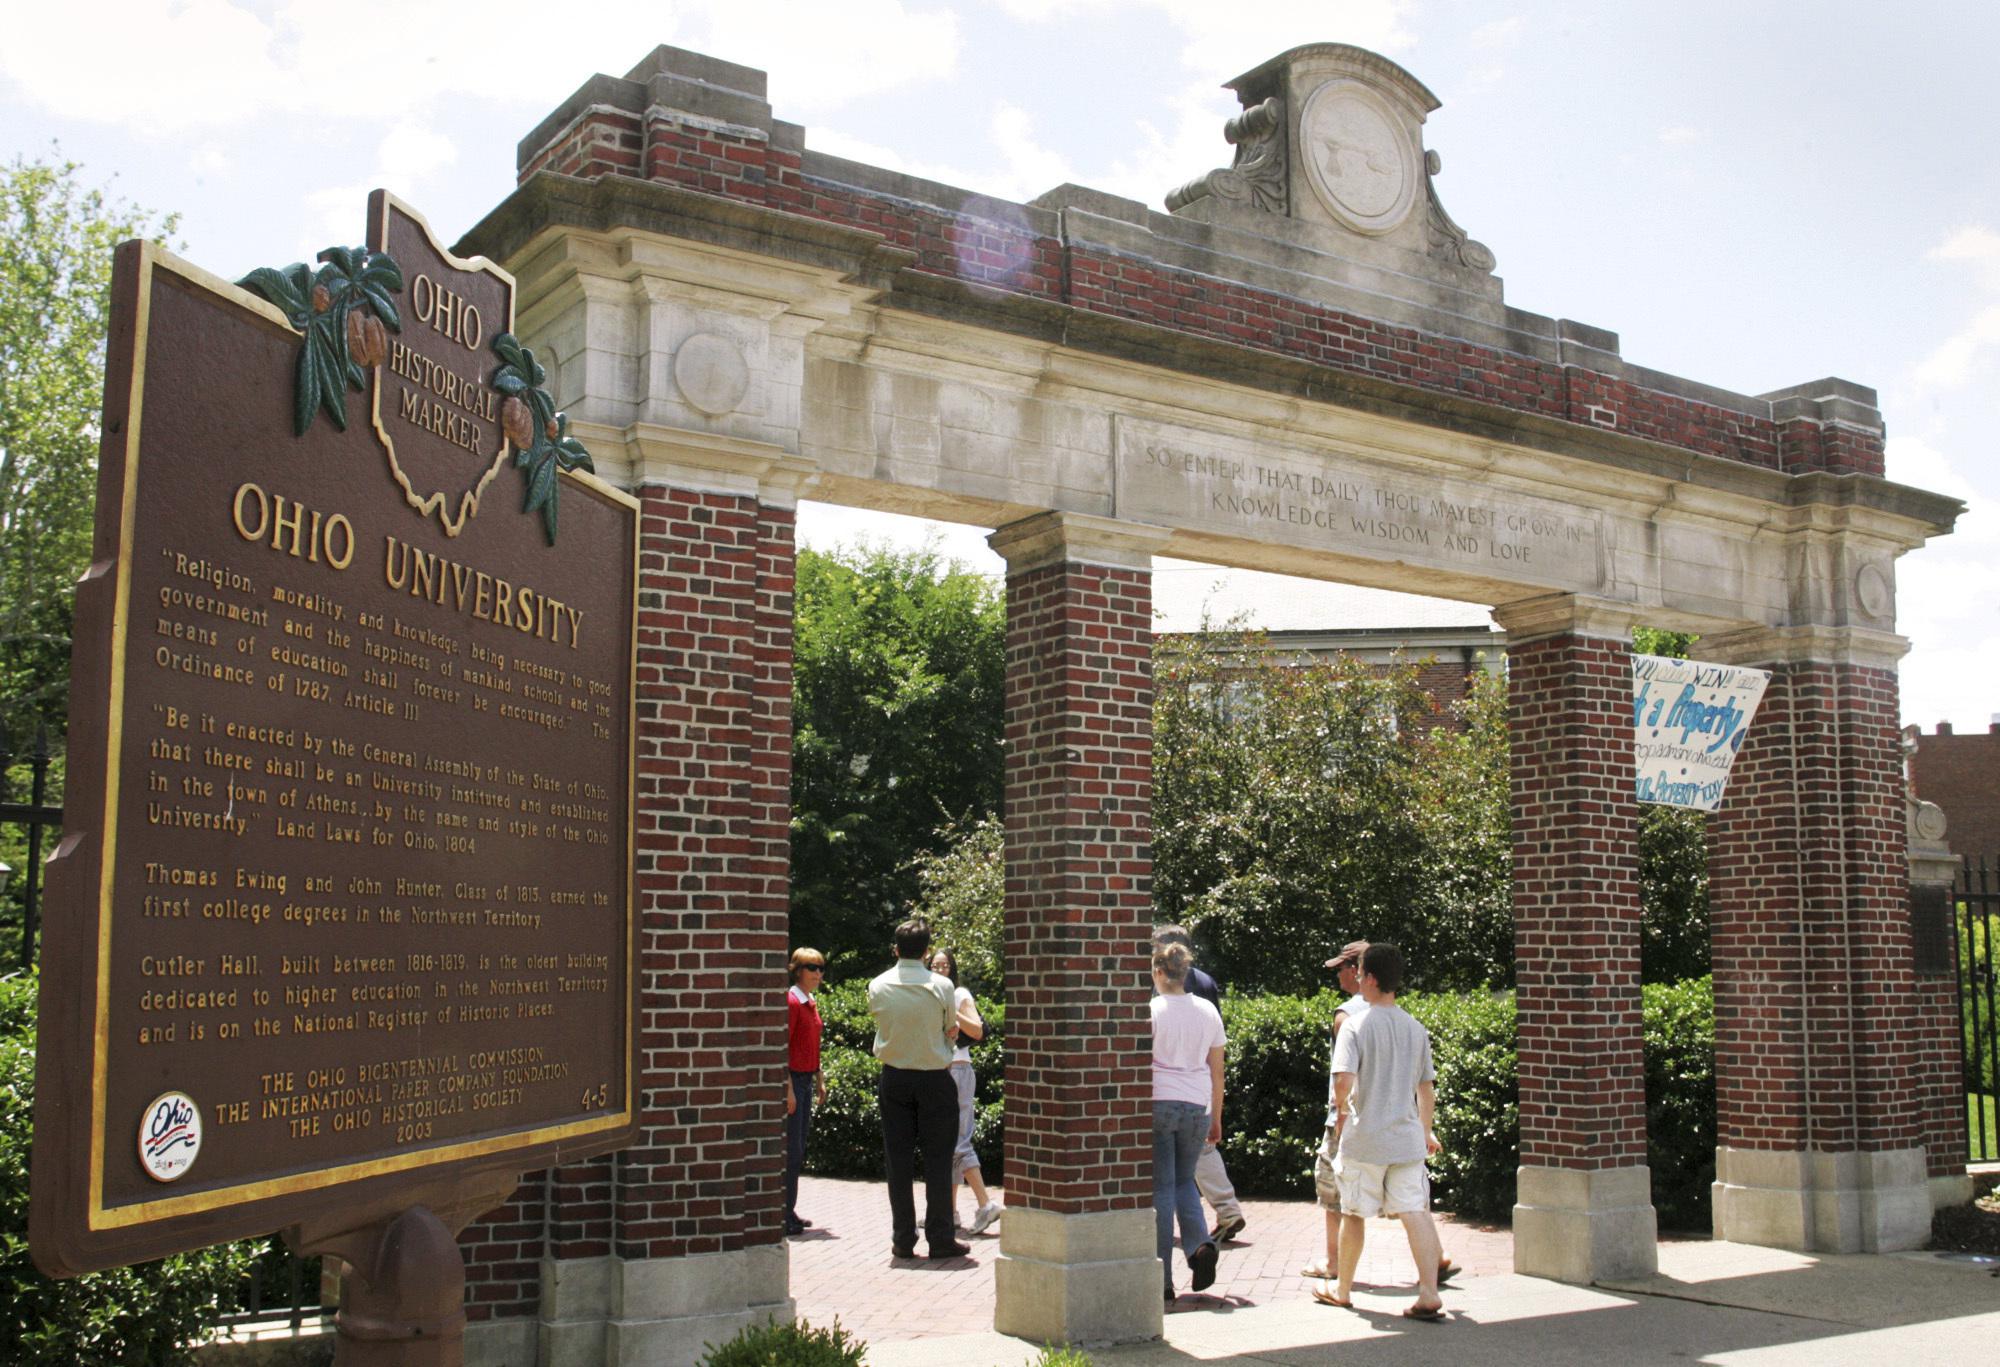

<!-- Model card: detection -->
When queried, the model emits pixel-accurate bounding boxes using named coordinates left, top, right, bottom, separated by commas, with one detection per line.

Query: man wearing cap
left=1304, top=941, right=1457, bottom=1287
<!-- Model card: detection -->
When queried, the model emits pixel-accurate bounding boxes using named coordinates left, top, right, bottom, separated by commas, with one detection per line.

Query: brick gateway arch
left=447, top=43, right=1966, bottom=1363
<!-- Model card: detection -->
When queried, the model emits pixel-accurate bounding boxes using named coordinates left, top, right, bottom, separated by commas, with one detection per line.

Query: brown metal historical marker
left=31, top=193, right=637, bottom=1359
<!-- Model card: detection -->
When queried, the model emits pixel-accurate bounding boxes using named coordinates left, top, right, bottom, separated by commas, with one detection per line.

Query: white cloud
left=0, top=0, right=962, bottom=137
left=992, top=0, right=1414, bottom=71
left=1470, top=16, right=1525, bottom=49
left=1658, top=126, right=1705, bottom=145
left=297, top=122, right=460, bottom=257
left=1912, top=224, right=2000, bottom=393
left=1929, top=224, right=2000, bottom=292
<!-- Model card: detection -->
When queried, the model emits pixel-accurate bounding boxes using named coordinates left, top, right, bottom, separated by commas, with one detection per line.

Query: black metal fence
left=1960, top=857, right=2000, bottom=1163
left=2, top=724, right=327, bottom=1333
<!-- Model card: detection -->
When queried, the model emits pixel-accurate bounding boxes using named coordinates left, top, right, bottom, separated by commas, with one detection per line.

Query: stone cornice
left=1490, top=593, right=1642, bottom=644
left=605, top=422, right=820, bottom=505
left=988, top=512, right=1174, bottom=575
left=1699, top=624, right=1910, bottom=671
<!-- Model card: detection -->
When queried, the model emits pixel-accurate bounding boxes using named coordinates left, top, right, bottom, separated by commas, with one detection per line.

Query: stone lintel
left=538, top=1247, right=792, bottom=1367
left=1700, top=625, right=1909, bottom=672
left=1711, top=1146, right=1932, bottom=1253
left=1489, top=593, right=1640, bottom=646
left=992, top=1207, right=1162, bottom=1344
left=987, top=511, right=1173, bottom=576
left=613, top=423, right=819, bottom=506
left=1513, top=1164, right=1658, bottom=1283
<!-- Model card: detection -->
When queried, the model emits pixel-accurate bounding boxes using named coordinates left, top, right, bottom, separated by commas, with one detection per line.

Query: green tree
left=907, top=813, right=1003, bottom=993
left=1151, top=629, right=1513, bottom=994
left=1632, top=626, right=1711, bottom=982
left=789, top=542, right=1005, bottom=969
left=0, top=152, right=176, bottom=745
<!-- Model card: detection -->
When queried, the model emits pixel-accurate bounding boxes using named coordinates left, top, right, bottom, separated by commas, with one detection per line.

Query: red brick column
left=1706, top=627, right=1951, bottom=1250
left=987, top=512, right=1169, bottom=1344
left=475, top=473, right=796, bottom=1365
left=1492, top=595, right=1657, bottom=1283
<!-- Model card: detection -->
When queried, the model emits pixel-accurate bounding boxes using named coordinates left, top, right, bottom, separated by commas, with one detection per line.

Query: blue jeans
left=1153, top=1101, right=1210, bottom=1292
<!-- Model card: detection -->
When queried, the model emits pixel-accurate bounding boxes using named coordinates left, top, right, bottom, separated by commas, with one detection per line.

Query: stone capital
left=1699, top=624, right=1908, bottom=672
left=1489, top=593, right=1639, bottom=645
left=603, top=422, right=820, bottom=506
left=987, top=511, right=1173, bottom=575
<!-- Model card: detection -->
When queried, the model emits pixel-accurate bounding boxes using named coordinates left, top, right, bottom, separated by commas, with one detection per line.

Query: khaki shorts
left=1334, top=1154, right=1430, bottom=1219
left=1313, top=1126, right=1343, bottom=1211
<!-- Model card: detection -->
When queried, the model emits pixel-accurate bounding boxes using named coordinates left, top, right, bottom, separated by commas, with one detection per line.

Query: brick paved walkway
left=788, top=1175, right=1514, bottom=1344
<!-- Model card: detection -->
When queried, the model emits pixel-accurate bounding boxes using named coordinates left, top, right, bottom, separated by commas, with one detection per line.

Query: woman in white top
left=1151, top=941, right=1225, bottom=1303
left=930, top=950, right=1002, bottom=1236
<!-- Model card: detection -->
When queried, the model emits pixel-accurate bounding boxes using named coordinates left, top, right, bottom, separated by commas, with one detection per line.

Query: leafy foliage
left=490, top=333, right=592, bottom=545
left=790, top=544, right=1004, bottom=972
left=698, top=1316, right=866, bottom=1367
left=1631, top=626, right=1712, bottom=983
left=1152, top=629, right=1512, bottom=994
left=1643, top=975, right=1718, bottom=1229
left=0, top=974, right=261, bottom=1364
left=0, top=153, right=175, bottom=744
left=237, top=244, right=402, bottom=435
left=907, top=815, right=1004, bottom=995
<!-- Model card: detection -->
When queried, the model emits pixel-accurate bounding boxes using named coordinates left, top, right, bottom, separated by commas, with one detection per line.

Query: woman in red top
left=785, top=947, right=827, bottom=1236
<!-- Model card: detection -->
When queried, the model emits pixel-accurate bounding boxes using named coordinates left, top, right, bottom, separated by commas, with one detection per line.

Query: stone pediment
left=1164, top=43, right=1498, bottom=316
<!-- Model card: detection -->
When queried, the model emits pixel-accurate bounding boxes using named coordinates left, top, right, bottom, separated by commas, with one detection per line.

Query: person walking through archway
left=929, top=948, right=1003, bottom=1236
left=1313, top=942, right=1448, bottom=1321
left=1151, top=924, right=1246, bottom=1245
left=1151, top=940, right=1226, bottom=1305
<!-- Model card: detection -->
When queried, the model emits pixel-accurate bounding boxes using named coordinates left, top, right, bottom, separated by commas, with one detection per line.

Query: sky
left=4, top=1, right=1995, bottom=730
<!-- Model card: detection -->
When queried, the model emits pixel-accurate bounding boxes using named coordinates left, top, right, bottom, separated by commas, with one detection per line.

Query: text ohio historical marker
left=32, top=193, right=638, bottom=1277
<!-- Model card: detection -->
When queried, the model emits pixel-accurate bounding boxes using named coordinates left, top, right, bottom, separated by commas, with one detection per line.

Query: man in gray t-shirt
left=1318, top=943, right=1446, bottom=1321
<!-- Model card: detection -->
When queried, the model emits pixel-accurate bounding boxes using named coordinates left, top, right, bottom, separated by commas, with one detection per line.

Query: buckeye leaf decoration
left=492, top=333, right=593, bottom=545
left=239, top=246, right=403, bottom=436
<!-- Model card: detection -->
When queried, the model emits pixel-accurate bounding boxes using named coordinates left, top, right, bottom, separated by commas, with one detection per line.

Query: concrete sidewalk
left=793, top=1177, right=2000, bottom=1366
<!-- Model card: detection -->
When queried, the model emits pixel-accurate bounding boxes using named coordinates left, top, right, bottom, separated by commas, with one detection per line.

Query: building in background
left=1905, top=719, right=2000, bottom=863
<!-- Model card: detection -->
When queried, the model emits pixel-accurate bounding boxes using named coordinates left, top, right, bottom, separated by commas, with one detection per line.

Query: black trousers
left=878, top=1065, right=959, bottom=1250
left=784, top=1070, right=814, bottom=1222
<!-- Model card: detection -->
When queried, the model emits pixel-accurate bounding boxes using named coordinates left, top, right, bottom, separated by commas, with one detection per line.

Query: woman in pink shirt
left=1151, top=941, right=1225, bottom=1304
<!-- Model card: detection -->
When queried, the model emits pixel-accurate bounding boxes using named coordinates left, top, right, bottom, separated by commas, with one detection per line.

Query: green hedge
left=807, top=976, right=1718, bottom=1230
left=0, top=973, right=261, bottom=1365
left=803, top=979, right=1006, bottom=1184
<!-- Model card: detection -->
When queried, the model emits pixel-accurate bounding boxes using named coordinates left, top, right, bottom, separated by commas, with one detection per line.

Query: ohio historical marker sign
left=31, top=194, right=638, bottom=1275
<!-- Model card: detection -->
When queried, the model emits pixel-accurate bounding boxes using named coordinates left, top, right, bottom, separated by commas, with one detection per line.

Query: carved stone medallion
left=1299, top=79, right=1418, bottom=235
left=672, top=332, right=751, bottom=416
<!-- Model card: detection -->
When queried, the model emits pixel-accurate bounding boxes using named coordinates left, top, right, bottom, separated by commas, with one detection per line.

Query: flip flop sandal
left=1403, top=1304, right=1447, bottom=1322
left=1300, top=1258, right=1335, bottom=1279
left=1310, top=1286, right=1354, bottom=1309
left=1437, top=1259, right=1460, bottom=1285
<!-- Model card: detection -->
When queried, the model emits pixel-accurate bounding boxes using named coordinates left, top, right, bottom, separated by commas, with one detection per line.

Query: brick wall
left=1000, top=560, right=1154, bottom=1214
left=460, top=484, right=795, bottom=1319
left=1908, top=723, right=2000, bottom=862
left=1508, top=631, right=1648, bottom=1170
left=1711, top=662, right=1961, bottom=1177
left=516, top=103, right=1883, bottom=478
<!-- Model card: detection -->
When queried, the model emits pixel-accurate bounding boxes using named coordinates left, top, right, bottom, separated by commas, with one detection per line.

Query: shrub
left=1643, top=976, right=1717, bottom=1230
left=0, top=972, right=261, bottom=1366
left=1212, top=978, right=1712, bottom=1228
left=699, top=1316, right=866, bottom=1367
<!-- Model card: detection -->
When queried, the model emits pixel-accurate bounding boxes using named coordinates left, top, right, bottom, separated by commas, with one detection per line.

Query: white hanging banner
left=1631, top=655, right=1772, bottom=811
